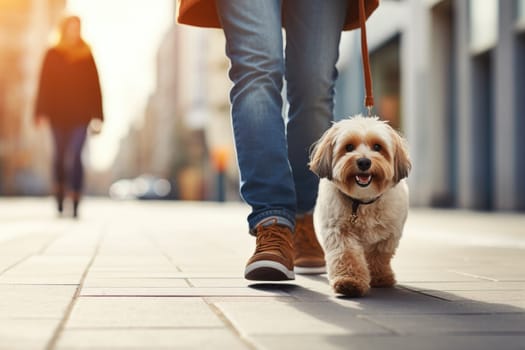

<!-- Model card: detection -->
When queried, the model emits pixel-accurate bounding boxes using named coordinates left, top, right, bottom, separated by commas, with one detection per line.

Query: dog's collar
left=337, top=190, right=381, bottom=224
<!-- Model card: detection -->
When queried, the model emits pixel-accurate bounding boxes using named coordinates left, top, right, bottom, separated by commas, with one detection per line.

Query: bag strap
left=358, top=0, right=374, bottom=114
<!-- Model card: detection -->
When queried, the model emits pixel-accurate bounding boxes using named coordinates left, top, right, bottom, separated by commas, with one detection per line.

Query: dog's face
left=310, top=115, right=411, bottom=200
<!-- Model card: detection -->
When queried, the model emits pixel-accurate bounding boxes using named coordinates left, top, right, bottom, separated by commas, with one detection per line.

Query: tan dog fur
left=310, top=115, right=411, bottom=297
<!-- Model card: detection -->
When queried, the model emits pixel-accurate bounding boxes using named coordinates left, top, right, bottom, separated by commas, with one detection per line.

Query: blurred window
left=370, top=35, right=401, bottom=130
left=518, top=0, right=525, bottom=21
left=469, top=0, right=498, bottom=53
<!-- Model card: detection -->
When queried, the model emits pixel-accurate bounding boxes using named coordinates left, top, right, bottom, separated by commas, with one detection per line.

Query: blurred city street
left=2, top=1, right=525, bottom=348
left=1, top=197, right=524, bottom=350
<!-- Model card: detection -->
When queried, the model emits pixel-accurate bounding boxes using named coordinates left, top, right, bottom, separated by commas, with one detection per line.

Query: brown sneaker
left=293, top=214, right=326, bottom=274
left=244, top=222, right=295, bottom=281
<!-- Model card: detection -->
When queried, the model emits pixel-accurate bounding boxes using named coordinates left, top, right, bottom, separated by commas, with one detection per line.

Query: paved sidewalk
left=1, top=197, right=524, bottom=350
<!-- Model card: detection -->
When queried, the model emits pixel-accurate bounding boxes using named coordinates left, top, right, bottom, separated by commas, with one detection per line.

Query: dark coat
left=177, top=0, right=379, bottom=31
left=36, top=48, right=103, bottom=128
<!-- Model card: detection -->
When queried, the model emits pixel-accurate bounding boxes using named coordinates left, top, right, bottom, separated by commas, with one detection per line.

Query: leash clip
left=351, top=200, right=360, bottom=224
left=367, top=105, right=373, bottom=117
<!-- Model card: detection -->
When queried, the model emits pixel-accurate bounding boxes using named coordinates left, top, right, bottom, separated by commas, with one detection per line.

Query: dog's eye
left=373, top=144, right=382, bottom=152
left=345, top=144, right=354, bottom=152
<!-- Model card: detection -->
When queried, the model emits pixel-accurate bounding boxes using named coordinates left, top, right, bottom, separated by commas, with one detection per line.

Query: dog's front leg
left=366, top=242, right=396, bottom=288
left=324, top=234, right=370, bottom=297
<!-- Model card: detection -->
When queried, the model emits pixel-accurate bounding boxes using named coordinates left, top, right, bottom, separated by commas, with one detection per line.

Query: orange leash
left=358, top=0, right=374, bottom=115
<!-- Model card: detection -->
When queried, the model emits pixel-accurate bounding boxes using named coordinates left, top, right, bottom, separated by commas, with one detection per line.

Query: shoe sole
left=294, top=265, right=326, bottom=275
left=244, top=260, right=295, bottom=281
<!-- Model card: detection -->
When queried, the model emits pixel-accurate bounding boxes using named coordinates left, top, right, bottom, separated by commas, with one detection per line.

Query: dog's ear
left=392, top=129, right=412, bottom=183
left=309, top=125, right=338, bottom=180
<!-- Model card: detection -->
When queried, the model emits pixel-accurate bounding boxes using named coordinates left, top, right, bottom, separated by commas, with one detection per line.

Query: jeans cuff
left=296, top=209, right=314, bottom=218
left=249, top=212, right=295, bottom=236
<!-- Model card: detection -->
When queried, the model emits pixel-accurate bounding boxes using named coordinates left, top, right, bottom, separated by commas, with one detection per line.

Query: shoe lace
left=255, top=225, right=292, bottom=256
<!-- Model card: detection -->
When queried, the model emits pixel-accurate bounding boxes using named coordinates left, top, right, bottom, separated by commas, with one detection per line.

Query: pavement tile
left=451, top=301, right=525, bottom=313
left=96, top=247, right=163, bottom=257
left=232, top=281, right=334, bottom=301
left=0, top=284, right=77, bottom=319
left=0, top=256, right=26, bottom=274
left=204, top=296, right=295, bottom=303
left=2, top=199, right=525, bottom=350
left=0, top=234, right=57, bottom=260
left=55, top=328, right=249, bottom=350
left=79, top=286, right=290, bottom=297
left=181, top=260, right=247, bottom=272
left=82, top=271, right=245, bottom=284
left=87, top=267, right=178, bottom=273
left=250, top=334, right=525, bottom=350
left=327, top=287, right=520, bottom=315
left=0, top=220, right=69, bottom=242
left=96, top=233, right=163, bottom=256
left=401, top=281, right=525, bottom=291
left=89, top=256, right=174, bottom=268
left=215, top=300, right=393, bottom=336
left=274, top=277, right=341, bottom=300
left=1, top=255, right=90, bottom=271
left=173, top=272, right=243, bottom=278
left=176, top=264, right=245, bottom=272
left=189, top=278, right=290, bottom=288
left=395, top=269, right=489, bottom=283
left=82, top=271, right=183, bottom=280
left=361, top=313, right=525, bottom=335
left=0, top=319, right=60, bottom=350
left=66, top=298, right=224, bottom=328
left=188, top=276, right=326, bottom=290
left=41, top=222, right=104, bottom=256
left=0, top=256, right=90, bottom=284
left=451, top=267, right=525, bottom=282
left=414, top=289, right=525, bottom=303
left=82, top=277, right=190, bottom=288
left=0, top=275, right=82, bottom=285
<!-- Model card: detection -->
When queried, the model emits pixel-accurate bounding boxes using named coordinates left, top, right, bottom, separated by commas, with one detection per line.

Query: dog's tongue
left=356, top=174, right=372, bottom=184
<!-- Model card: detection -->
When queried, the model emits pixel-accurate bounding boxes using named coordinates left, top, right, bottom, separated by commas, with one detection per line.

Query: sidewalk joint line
left=44, top=223, right=108, bottom=350
left=412, top=290, right=455, bottom=301
left=448, top=270, right=500, bottom=282
left=204, top=298, right=258, bottom=350
left=0, top=222, right=75, bottom=276
left=356, top=314, right=401, bottom=335
left=143, top=228, right=188, bottom=281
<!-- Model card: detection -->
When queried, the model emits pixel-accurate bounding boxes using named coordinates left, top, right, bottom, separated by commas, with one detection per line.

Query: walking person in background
left=178, top=0, right=378, bottom=280
left=35, top=15, right=103, bottom=218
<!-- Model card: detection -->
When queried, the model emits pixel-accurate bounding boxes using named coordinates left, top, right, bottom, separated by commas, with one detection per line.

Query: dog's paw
left=370, top=273, right=396, bottom=288
left=332, top=276, right=369, bottom=297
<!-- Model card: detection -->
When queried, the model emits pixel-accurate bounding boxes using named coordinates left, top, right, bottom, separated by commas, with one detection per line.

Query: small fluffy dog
left=309, top=115, right=411, bottom=297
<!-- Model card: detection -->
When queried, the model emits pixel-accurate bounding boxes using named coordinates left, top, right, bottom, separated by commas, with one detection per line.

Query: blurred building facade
left=0, top=0, right=65, bottom=195
left=131, top=0, right=525, bottom=210
left=9, top=0, right=519, bottom=213
left=112, top=6, right=238, bottom=201
left=336, top=0, right=525, bottom=211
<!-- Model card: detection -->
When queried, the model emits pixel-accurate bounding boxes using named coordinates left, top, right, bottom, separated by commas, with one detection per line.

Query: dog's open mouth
left=355, top=174, right=372, bottom=187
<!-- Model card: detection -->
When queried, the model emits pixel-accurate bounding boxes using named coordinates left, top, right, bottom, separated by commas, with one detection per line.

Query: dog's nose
left=357, top=158, right=371, bottom=171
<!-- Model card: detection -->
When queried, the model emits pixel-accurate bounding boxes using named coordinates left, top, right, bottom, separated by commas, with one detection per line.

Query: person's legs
left=216, top=0, right=296, bottom=233
left=283, top=0, right=348, bottom=214
left=216, top=0, right=295, bottom=280
left=51, top=126, right=68, bottom=214
left=67, top=126, right=88, bottom=218
left=283, top=0, right=348, bottom=273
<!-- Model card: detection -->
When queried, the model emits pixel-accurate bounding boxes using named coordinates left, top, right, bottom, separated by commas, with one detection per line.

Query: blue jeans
left=51, top=125, right=88, bottom=192
left=216, top=0, right=347, bottom=233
